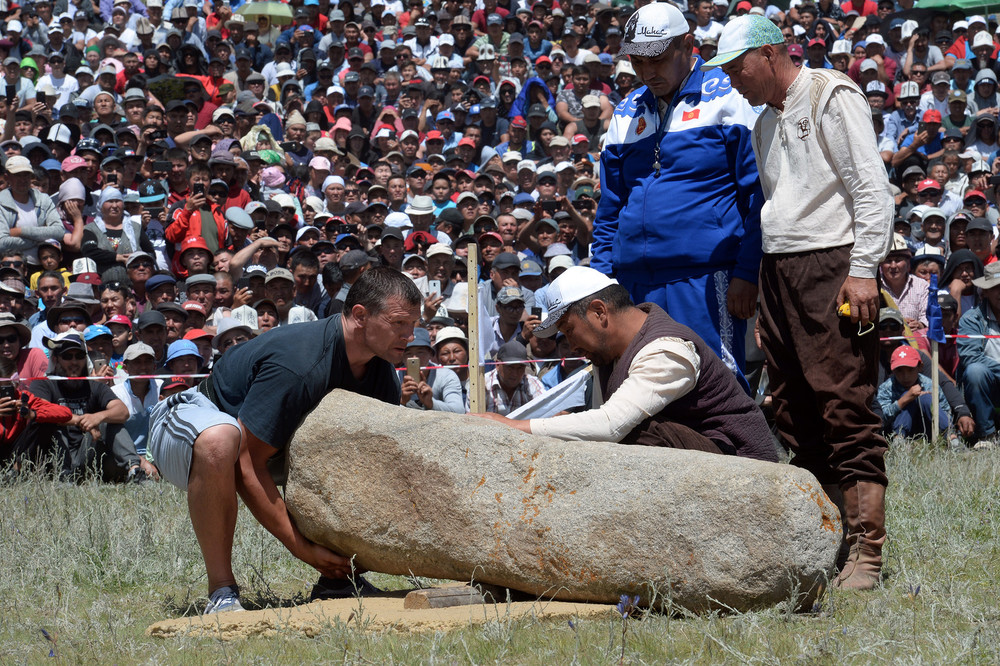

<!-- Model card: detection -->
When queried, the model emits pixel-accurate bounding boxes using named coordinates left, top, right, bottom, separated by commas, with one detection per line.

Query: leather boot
left=833, top=481, right=886, bottom=590
left=821, top=484, right=849, bottom=570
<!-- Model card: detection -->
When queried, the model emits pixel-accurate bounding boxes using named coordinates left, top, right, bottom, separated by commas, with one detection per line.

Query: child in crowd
left=876, top=345, right=949, bottom=437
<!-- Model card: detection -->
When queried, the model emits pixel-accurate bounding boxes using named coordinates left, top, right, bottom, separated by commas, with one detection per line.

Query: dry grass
left=1, top=437, right=999, bottom=664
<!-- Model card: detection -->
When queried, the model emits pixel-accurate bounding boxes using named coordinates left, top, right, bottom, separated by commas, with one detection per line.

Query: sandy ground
left=147, top=589, right=617, bottom=639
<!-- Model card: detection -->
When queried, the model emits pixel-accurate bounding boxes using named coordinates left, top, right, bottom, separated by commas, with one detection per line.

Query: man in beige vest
left=703, top=16, right=894, bottom=591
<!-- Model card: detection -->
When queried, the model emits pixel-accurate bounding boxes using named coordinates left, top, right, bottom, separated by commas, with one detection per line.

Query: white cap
left=831, top=39, right=852, bottom=55
left=548, top=255, right=575, bottom=273
left=973, top=31, right=994, bottom=49
left=384, top=211, right=412, bottom=229
left=230, top=305, right=259, bottom=332
left=901, top=19, right=919, bottom=40
left=618, top=3, right=688, bottom=58
left=434, top=325, right=467, bottom=348
left=866, top=33, right=885, bottom=47
left=859, top=58, right=878, bottom=72
left=899, top=81, right=920, bottom=99
left=123, top=342, right=155, bottom=361
left=272, top=193, right=295, bottom=209
left=517, top=159, right=536, bottom=173
left=614, top=59, right=636, bottom=78
left=443, top=281, right=468, bottom=313
left=295, top=226, right=320, bottom=242
left=302, top=195, right=324, bottom=213
left=426, top=243, right=454, bottom=259
left=865, top=81, right=887, bottom=96
left=4, top=155, right=32, bottom=174
left=535, top=266, right=619, bottom=338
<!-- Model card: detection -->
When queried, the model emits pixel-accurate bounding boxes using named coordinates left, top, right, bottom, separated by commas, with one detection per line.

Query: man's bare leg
left=187, top=424, right=243, bottom=594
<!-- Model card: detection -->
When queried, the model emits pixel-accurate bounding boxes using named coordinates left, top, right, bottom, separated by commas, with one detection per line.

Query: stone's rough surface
left=286, top=391, right=841, bottom=613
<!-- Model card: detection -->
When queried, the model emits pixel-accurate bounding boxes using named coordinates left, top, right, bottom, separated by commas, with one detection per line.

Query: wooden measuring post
left=931, top=340, right=940, bottom=443
left=466, top=243, right=486, bottom=413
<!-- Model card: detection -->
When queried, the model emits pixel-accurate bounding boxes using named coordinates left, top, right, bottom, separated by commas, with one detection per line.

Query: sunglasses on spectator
left=1, top=260, right=23, bottom=268
left=59, top=316, right=87, bottom=325
left=58, top=350, right=87, bottom=361
left=129, top=260, right=154, bottom=269
left=919, top=189, right=942, bottom=197
left=0, top=333, right=19, bottom=344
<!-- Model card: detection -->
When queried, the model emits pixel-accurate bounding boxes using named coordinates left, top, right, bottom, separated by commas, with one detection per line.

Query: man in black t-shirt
left=147, top=267, right=422, bottom=614
left=29, top=330, right=137, bottom=481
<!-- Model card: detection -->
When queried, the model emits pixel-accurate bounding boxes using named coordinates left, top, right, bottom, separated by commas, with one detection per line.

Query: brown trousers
left=758, top=245, right=888, bottom=486
left=631, top=421, right=725, bottom=455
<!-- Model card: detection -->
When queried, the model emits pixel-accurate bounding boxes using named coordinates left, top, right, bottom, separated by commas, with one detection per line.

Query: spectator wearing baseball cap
left=0, top=156, right=63, bottom=266
left=876, top=344, right=948, bottom=439
left=110, top=342, right=162, bottom=464
left=398, top=327, right=465, bottom=413
left=482, top=340, right=546, bottom=416
left=969, top=113, right=1000, bottom=158
left=893, top=109, right=943, bottom=167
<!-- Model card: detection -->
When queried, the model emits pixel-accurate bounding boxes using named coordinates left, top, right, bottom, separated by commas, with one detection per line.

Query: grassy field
left=2, top=437, right=1000, bottom=664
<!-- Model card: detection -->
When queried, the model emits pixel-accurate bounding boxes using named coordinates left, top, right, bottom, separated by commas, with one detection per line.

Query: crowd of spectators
left=4, top=0, right=1000, bottom=476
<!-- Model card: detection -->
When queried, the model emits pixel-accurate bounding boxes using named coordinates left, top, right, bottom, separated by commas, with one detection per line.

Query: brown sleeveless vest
left=599, top=303, right=777, bottom=461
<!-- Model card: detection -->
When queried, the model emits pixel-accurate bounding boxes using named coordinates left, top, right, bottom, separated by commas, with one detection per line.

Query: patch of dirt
left=147, top=592, right=616, bottom=639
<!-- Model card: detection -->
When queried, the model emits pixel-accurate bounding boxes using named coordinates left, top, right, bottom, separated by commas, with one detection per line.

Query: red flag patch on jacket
left=682, top=109, right=700, bottom=121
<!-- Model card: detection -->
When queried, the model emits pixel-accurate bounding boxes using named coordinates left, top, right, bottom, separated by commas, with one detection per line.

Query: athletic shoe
left=204, top=585, right=245, bottom=614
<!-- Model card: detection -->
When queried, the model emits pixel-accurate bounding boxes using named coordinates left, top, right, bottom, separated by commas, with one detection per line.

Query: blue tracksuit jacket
left=593, top=59, right=764, bottom=286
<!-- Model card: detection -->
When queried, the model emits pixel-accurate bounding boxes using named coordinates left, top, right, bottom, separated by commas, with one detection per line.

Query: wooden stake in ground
left=466, top=243, right=486, bottom=413
left=931, top=340, right=940, bottom=442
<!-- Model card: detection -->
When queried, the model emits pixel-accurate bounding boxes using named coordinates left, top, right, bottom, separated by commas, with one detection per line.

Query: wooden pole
left=466, top=243, right=486, bottom=413
left=931, top=340, right=940, bottom=442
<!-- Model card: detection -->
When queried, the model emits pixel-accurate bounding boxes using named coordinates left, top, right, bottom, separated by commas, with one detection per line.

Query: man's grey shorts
left=147, top=388, right=240, bottom=490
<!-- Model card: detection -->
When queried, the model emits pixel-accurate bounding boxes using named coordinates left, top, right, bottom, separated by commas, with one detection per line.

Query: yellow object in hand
left=837, top=302, right=852, bottom=317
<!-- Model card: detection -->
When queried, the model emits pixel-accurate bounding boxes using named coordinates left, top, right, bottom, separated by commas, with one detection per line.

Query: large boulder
left=285, top=390, right=841, bottom=612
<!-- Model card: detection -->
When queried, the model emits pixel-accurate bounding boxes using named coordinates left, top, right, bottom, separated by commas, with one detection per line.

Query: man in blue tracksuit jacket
left=594, top=2, right=764, bottom=375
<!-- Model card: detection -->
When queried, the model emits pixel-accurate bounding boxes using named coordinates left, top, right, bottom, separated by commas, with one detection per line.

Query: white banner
left=507, top=364, right=593, bottom=420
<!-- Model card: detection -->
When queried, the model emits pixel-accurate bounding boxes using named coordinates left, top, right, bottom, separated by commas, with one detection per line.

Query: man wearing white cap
left=706, top=15, right=893, bottom=591
left=478, top=266, right=777, bottom=462
left=595, top=2, right=764, bottom=380
left=0, top=155, right=63, bottom=262
left=943, top=15, right=995, bottom=69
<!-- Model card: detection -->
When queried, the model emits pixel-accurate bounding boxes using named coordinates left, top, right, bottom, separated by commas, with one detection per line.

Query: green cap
left=701, top=15, right=785, bottom=71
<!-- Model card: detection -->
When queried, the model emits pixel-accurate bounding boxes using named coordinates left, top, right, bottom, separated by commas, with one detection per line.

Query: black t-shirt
left=209, top=315, right=400, bottom=449
left=30, top=378, right=118, bottom=448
